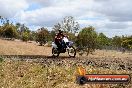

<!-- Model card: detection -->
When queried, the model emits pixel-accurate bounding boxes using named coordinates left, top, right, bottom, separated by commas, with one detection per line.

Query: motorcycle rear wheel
left=52, top=48, right=59, bottom=57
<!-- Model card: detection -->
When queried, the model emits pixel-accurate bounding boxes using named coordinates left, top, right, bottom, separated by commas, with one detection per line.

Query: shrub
left=76, top=26, right=97, bottom=55
left=22, top=32, right=30, bottom=42
left=0, top=57, right=3, bottom=62
left=36, top=28, right=50, bottom=46
left=2, top=25, right=18, bottom=39
left=46, top=41, right=52, bottom=47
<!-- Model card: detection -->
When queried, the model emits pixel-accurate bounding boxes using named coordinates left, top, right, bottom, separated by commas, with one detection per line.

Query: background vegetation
left=0, top=16, right=132, bottom=55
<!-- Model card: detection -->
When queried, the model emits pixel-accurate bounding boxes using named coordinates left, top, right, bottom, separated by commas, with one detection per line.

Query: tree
left=36, top=27, right=50, bottom=46
left=112, top=36, right=122, bottom=48
left=61, top=16, right=80, bottom=34
left=15, top=23, right=31, bottom=40
left=0, top=17, right=18, bottom=39
left=1, top=24, right=18, bottom=39
left=0, top=26, right=2, bottom=37
left=22, top=31, right=30, bottom=42
left=76, top=26, right=98, bottom=55
left=67, top=32, right=76, bottom=41
left=29, top=31, right=37, bottom=41
left=15, top=23, right=21, bottom=30
left=121, top=36, right=132, bottom=50
left=53, top=16, right=80, bottom=33
left=0, top=16, right=8, bottom=25
left=97, top=33, right=111, bottom=49
left=52, top=23, right=61, bottom=32
left=50, top=30, right=56, bottom=41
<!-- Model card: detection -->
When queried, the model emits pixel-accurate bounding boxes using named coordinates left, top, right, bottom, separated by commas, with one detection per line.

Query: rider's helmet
left=58, top=29, right=63, bottom=34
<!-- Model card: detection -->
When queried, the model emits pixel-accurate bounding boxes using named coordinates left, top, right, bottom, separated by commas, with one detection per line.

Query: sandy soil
left=0, top=39, right=52, bottom=55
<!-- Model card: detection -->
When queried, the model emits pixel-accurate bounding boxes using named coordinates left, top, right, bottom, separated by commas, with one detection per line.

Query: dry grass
left=0, top=59, right=131, bottom=88
left=0, top=39, right=52, bottom=55
left=89, top=49, right=132, bottom=59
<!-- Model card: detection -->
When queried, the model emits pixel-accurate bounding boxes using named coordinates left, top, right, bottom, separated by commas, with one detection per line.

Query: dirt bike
left=52, top=37, right=76, bottom=57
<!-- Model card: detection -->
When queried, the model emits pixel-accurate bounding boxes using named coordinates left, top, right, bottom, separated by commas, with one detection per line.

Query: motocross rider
left=55, top=30, right=67, bottom=51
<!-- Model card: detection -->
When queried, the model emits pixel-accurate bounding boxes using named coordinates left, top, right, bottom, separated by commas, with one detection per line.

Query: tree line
left=0, top=16, right=132, bottom=55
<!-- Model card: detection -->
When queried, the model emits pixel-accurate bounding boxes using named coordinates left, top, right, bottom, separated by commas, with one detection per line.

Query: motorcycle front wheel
left=52, top=48, right=59, bottom=57
left=68, top=46, right=76, bottom=58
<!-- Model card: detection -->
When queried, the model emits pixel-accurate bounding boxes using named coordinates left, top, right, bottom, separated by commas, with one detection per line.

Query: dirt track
left=1, top=55, right=132, bottom=71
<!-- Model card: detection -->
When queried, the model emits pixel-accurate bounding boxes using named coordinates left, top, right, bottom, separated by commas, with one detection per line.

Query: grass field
left=0, top=39, right=132, bottom=88
left=0, top=58, right=131, bottom=88
left=0, top=39, right=51, bottom=55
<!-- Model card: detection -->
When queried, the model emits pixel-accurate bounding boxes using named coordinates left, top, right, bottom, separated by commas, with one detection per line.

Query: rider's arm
left=64, top=34, right=69, bottom=38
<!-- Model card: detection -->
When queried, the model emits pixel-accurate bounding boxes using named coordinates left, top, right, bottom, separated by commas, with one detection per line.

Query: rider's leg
left=55, top=41, right=61, bottom=50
